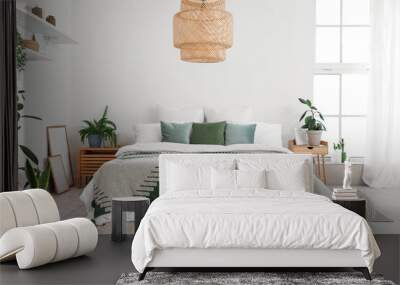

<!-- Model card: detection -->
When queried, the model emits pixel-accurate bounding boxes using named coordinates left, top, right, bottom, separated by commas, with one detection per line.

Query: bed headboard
left=159, top=153, right=314, bottom=195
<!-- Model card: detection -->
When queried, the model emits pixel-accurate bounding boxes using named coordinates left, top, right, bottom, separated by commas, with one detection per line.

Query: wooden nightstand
left=333, top=198, right=366, bottom=218
left=288, top=140, right=328, bottom=183
left=77, top=147, right=118, bottom=187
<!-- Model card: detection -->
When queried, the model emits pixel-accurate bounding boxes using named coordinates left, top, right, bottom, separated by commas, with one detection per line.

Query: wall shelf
left=16, top=7, right=77, bottom=44
left=25, top=49, right=51, bottom=61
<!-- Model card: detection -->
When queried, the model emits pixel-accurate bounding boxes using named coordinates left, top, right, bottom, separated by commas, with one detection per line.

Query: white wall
left=22, top=0, right=72, bottom=169
left=23, top=0, right=315, bottom=172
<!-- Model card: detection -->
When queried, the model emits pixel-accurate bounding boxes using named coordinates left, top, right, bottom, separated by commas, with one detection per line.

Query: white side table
left=111, top=196, right=150, bottom=242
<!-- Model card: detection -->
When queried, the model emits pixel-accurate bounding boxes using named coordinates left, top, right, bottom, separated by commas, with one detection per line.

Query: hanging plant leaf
left=299, top=111, right=307, bottom=122
left=39, top=165, right=51, bottom=190
left=25, top=159, right=39, bottom=188
left=19, top=145, right=39, bottom=165
left=21, top=115, right=42, bottom=120
left=298, top=98, right=307, bottom=104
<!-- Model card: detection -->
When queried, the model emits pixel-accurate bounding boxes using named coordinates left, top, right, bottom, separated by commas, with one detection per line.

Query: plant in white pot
left=298, top=98, right=326, bottom=146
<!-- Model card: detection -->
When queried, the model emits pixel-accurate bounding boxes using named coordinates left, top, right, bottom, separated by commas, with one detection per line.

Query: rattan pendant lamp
left=173, top=0, right=233, bottom=63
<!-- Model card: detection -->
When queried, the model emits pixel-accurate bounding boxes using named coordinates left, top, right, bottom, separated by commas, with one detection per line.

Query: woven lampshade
left=173, top=0, right=233, bottom=63
left=181, top=0, right=225, bottom=11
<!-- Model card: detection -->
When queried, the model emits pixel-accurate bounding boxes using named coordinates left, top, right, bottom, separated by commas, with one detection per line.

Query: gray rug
left=116, top=272, right=396, bottom=285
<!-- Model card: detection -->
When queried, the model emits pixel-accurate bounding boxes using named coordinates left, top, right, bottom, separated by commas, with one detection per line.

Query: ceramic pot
left=88, top=135, right=102, bottom=148
left=307, top=130, right=323, bottom=146
left=294, top=128, right=308, bottom=145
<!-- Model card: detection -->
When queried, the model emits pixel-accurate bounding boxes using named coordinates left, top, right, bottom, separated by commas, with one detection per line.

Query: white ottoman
left=0, top=218, right=98, bottom=269
left=0, top=189, right=98, bottom=269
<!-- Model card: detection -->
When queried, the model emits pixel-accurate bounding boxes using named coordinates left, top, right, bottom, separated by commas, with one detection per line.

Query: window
left=314, top=0, right=370, bottom=160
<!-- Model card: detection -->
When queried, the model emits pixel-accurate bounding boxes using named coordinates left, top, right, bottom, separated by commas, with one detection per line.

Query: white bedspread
left=131, top=190, right=380, bottom=273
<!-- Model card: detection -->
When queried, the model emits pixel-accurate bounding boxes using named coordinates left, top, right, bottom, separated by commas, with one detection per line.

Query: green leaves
left=25, top=159, right=39, bottom=188
left=21, top=115, right=42, bottom=120
left=299, top=111, right=307, bottom=122
left=20, top=146, right=51, bottom=190
left=298, top=98, right=326, bottom=131
left=39, top=165, right=51, bottom=190
left=19, top=145, right=38, bottom=165
left=17, top=89, right=42, bottom=131
left=79, top=106, right=117, bottom=147
left=16, top=31, right=26, bottom=72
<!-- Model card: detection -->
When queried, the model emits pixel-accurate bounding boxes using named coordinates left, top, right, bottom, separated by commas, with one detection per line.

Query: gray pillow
left=225, top=123, right=256, bottom=145
left=161, top=121, right=192, bottom=144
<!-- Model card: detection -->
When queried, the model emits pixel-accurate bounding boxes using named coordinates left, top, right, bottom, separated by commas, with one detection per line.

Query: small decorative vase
left=88, top=135, right=102, bottom=148
left=294, top=128, right=308, bottom=145
left=341, top=151, right=347, bottom=163
left=307, top=130, right=323, bottom=146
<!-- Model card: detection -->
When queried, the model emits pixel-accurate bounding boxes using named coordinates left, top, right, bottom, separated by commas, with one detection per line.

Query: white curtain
left=363, top=0, right=400, bottom=188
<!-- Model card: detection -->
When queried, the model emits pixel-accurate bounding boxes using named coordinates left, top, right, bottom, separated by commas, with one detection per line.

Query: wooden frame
left=48, top=155, right=69, bottom=193
left=47, top=125, right=74, bottom=186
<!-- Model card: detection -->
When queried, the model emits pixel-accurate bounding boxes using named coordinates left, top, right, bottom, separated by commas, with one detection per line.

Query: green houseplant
left=16, top=31, right=26, bottom=72
left=334, top=138, right=347, bottom=163
left=79, top=106, right=117, bottom=148
left=298, top=98, right=326, bottom=146
left=19, top=145, right=51, bottom=190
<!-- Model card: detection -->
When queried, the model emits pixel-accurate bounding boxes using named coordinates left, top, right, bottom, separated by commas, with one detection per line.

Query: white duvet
left=131, top=190, right=380, bottom=273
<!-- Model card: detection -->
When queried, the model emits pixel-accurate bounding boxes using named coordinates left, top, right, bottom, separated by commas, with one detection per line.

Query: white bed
left=131, top=154, right=380, bottom=280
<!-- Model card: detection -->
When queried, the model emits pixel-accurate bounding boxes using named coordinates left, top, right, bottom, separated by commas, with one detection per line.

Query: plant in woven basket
left=79, top=106, right=117, bottom=148
left=19, top=145, right=50, bottom=190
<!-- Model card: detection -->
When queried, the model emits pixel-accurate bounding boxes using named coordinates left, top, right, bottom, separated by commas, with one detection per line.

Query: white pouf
left=0, top=189, right=98, bottom=269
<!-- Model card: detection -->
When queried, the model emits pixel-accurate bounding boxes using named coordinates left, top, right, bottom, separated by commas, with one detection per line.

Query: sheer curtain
left=363, top=0, right=400, bottom=188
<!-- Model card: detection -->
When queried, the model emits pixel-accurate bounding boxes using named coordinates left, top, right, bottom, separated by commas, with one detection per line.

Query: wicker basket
left=22, top=35, right=39, bottom=52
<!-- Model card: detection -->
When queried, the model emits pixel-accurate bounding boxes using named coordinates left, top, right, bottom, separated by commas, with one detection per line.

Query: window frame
left=314, top=0, right=370, bottom=160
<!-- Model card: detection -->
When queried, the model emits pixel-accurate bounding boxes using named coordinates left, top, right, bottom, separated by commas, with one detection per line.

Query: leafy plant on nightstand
left=79, top=106, right=117, bottom=148
left=334, top=138, right=347, bottom=163
left=298, top=98, right=326, bottom=146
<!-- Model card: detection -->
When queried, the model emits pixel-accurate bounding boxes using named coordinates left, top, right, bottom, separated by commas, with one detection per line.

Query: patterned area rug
left=116, top=272, right=396, bottom=285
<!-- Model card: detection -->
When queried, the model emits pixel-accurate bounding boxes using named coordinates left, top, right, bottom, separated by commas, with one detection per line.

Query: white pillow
left=211, top=168, right=236, bottom=190
left=157, top=106, right=204, bottom=123
left=254, top=123, right=282, bottom=147
left=166, top=161, right=234, bottom=192
left=134, top=123, right=161, bottom=143
left=237, top=158, right=309, bottom=192
left=205, top=106, right=253, bottom=122
left=237, top=169, right=267, bottom=188
left=211, top=169, right=267, bottom=190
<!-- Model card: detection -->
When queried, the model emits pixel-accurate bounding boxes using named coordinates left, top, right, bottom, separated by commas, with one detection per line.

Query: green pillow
left=225, top=123, right=256, bottom=145
left=161, top=121, right=192, bottom=144
left=190, top=122, right=226, bottom=145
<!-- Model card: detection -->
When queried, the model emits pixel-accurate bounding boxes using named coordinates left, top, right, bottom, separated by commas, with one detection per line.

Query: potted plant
left=19, top=145, right=50, bottom=190
left=334, top=138, right=347, bottom=163
left=79, top=106, right=117, bottom=148
left=298, top=98, right=326, bottom=146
